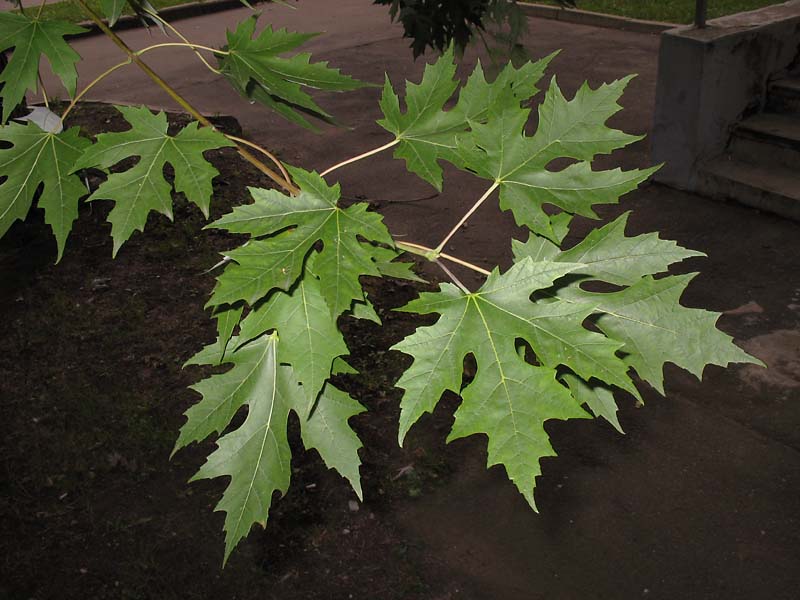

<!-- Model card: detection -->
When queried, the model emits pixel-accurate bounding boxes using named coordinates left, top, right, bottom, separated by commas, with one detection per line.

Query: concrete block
left=768, top=77, right=800, bottom=112
left=651, top=2, right=800, bottom=190
left=700, top=155, right=800, bottom=219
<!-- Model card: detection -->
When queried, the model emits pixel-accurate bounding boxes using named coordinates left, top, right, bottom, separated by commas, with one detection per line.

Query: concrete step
left=767, top=77, right=800, bottom=114
left=730, top=112, right=800, bottom=169
left=699, top=155, right=800, bottom=221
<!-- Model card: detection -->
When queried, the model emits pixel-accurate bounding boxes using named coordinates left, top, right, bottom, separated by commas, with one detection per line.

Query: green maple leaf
left=378, top=46, right=556, bottom=189
left=100, top=0, right=126, bottom=26
left=512, top=213, right=760, bottom=395
left=180, top=332, right=363, bottom=561
left=455, top=76, right=658, bottom=242
left=562, top=374, right=623, bottom=433
left=72, top=105, right=234, bottom=256
left=219, top=16, right=367, bottom=130
left=512, top=212, right=706, bottom=286
left=187, top=333, right=293, bottom=562
left=177, top=333, right=282, bottom=455
left=562, top=274, right=762, bottom=395
left=0, top=121, right=89, bottom=261
left=393, top=258, right=603, bottom=507
left=0, top=13, right=85, bottom=123
left=394, top=223, right=759, bottom=504
left=211, top=303, right=244, bottom=362
left=237, top=267, right=349, bottom=410
left=209, top=167, right=393, bottom=316
left=300, top=383, right=365, bottom=500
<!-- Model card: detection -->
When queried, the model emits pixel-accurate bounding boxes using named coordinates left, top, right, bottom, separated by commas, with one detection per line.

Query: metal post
left=695, top=0, right=708, bottom=28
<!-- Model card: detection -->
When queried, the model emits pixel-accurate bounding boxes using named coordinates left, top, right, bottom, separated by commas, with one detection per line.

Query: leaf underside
left=100, top=0, right=127, bottom=26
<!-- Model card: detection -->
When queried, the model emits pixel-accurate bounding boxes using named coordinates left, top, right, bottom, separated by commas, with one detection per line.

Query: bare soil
left=2, top=102, right=800, bottom=600
left=0, top=103, right=460, bottom=599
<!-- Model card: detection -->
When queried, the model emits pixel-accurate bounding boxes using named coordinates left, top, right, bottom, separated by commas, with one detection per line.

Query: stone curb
left=60, top=0, right=675, bottom=40
left=519, top=2, right=676, bottom=35
left=65, top=0, right=259, bottom=38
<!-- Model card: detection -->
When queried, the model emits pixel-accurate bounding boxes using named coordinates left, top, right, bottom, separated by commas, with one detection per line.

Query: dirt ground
left=0, top=103, right=460, bottom=599
left=2, top=2, right=800, bottom=599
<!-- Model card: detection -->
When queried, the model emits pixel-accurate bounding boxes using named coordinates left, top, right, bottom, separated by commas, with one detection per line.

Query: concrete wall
left=651, top=2, right=800, bottom=190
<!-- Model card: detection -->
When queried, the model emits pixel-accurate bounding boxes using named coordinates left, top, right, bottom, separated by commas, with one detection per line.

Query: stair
left=699, top=75, right=800, bottom=220
left=767, top=77, right=800, bottom=113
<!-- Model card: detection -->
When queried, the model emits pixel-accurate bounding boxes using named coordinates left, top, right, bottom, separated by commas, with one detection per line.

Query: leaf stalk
left=435, top=259, right=471, bottom=293
left=142, top=7, right=224, bottom=74
left=434, top=181, right=499, bottom=253
left=135, top=42, right=229, bottom=57
left=320, top=139, right=399, bottom=177
left=396, top=241, right=491, bottom=276
left=37, top=72, right=50, bottom=108
left=61, top=58, right=132, bottom=120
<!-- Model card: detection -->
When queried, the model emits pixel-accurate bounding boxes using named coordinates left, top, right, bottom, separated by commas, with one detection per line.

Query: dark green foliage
left=374, top=0, right=574, bottom=57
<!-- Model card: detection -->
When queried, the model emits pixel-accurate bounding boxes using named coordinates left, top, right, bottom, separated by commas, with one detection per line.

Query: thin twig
left=35, top=0, right=47, bottom=19
left=135, top=42, right=229, bottom=57
left=142, top=7, right=223, bottom=74
left=320, top=139, right=399, bottom=176
left=435, top=181, right=499, bottom=253
left=61, top=58, right=132, bottom=121
left=71, top=0, right=298, bottom=195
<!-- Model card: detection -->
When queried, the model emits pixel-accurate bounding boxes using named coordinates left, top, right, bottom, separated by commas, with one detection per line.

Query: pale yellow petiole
left=435, top=259, right=471, bottom=293
left=143, top=9, right=224, bottom=75
left=38, top=73, right=50, bottom=108
left=434, top=181, right=499, bottom=254
left=135, top=42, right=228, bottom=57
left=320, top=139, right=399, bottom=177
left=226, top=134, right=293, bottom=189
left=396, top=241, right=491, bottom=277
left=61, top=58, right=132, bottom=121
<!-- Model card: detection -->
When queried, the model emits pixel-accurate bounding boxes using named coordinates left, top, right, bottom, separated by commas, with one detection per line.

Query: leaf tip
left=520, top=487, right=539, bottom=513
left=353, top=485, right=364, bottom=503
left=169, top=437, right=185, bottom=460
